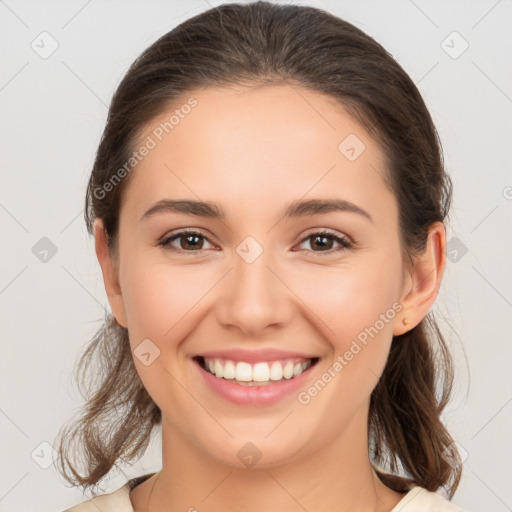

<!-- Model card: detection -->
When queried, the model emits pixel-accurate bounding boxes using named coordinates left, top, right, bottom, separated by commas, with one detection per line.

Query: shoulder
left=62, top=483, right=131, bottom=511
left=391, top=486, right=470, bottom=512
left=62, top=472, right=156, bottom=512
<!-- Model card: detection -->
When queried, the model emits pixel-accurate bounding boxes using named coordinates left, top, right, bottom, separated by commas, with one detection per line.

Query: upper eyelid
left=160, top=229, right=215, bottom=246
left=161, top=228, right=352, bottom=249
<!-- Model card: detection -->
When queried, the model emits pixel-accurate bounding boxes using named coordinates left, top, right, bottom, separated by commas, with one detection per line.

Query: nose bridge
left=217, top=234, right=289, bottom=334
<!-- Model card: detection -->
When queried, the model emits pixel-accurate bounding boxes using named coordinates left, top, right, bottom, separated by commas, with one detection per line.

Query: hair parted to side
left=55, top=0, right=463, bottom=497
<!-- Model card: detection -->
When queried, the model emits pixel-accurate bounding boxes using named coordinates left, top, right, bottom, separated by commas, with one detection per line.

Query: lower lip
left=194, top=358, right=318, bottom=406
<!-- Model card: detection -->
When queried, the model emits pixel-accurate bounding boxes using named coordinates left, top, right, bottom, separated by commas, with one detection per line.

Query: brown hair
left=55, top=0, right=463, bottom=497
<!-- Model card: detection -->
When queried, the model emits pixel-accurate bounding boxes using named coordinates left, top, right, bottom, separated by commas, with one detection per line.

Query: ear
left=93, top=219, right=128, bottom=328
left=393, top=221, right=446, bottom=336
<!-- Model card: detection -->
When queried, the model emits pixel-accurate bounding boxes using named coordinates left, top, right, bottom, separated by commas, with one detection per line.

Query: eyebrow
left=140, top=198, right=373, bottom=223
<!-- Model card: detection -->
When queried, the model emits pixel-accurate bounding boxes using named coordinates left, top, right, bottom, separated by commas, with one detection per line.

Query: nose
left=215, top=243, right=293, bottom=337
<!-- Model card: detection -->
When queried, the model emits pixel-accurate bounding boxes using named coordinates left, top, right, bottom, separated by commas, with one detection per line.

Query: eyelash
left=158, top=229, right=354, bottom=256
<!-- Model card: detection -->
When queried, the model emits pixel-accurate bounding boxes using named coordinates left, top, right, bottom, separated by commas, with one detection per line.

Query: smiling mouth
left=194, top=356, right=320, bottom=386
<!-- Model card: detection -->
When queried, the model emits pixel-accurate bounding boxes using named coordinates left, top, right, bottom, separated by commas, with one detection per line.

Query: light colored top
left=63, top=473, right=470, bottom=512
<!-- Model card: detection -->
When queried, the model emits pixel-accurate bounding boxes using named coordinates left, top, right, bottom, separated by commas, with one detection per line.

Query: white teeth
left=253, top=362, right=270, bottom=382
left=282, top=361, right=294, bottom=379
left=203, top=357, right=314, bottom=383
left=269, top=361, right=283, bottom=381
left=214, top=359, right=224, bottom=378
left=235, top=362, right=253, bottom=382
left=223, top=360, right=236, bottom=379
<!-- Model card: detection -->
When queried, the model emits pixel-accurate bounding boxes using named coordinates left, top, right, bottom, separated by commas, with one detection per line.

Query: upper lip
left=195, top=348, right=319, bottom=364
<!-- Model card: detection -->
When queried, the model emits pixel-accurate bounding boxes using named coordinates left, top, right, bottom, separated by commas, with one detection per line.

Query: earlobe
left=93, top=219, right=128, bottom=328
left=393, top=222, right=446, bottom=336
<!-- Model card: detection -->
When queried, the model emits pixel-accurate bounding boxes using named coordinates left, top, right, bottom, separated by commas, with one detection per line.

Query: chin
left=194, top=428, right=312, bottom=471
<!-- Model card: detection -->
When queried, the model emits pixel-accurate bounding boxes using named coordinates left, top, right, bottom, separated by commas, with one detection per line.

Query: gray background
left=1, top=0, right=511, bottom=511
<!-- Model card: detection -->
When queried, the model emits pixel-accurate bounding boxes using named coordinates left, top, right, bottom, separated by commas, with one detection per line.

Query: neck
left=147, top=409, right=404, bottom=512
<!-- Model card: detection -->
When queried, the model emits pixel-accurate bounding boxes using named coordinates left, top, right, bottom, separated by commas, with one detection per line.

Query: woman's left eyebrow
left=140, top=198, right=373, bottom=224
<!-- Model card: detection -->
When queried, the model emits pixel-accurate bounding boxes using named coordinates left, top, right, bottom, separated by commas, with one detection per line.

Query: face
left=95, top=83, right=438, bottom=469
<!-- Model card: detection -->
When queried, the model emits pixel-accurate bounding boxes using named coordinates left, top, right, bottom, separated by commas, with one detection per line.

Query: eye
left=295, top=230, right=354, bottom=255
left=159, top=228, right=354, bottom=256
left=159, top=229, right=215, bottom=252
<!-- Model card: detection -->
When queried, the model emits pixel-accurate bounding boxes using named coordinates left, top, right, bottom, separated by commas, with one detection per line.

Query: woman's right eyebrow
left=140, top=198, right=373, bottom=224
left=140, top=199, right=225, bottom=221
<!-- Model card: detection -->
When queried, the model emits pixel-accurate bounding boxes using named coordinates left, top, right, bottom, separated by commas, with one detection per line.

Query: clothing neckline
left=125, top=472, right=425, bottom=511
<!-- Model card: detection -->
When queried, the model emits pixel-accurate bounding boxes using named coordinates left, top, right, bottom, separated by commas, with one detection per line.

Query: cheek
left=121, top=242, right=403, bottom=354
left=291, top=267, right=401, bottom=436
left=120, top=251, right=214, bottom=345
left=118, top=253, right=214, bottom=411
left=289, top=257, right=402, bottom=346
left=285, top=252, right=403, bottom=410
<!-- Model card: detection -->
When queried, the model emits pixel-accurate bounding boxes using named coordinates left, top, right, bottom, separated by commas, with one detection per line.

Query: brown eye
left=297, top=230, right=353, bottom=255
left=159, top=230, right=214, bottom=252
left=158, top=229, right=353, bottom=256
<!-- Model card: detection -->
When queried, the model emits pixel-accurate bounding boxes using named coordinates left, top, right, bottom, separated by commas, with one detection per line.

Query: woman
left=56, top=2, right=469, bottom=510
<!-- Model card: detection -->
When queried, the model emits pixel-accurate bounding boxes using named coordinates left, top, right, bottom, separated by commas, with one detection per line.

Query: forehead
left=121, top=83, right=393, bottom=223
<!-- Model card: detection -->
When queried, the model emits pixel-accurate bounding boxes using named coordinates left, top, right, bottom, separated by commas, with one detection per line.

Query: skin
left=94, top=83, right=446, bottom=512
